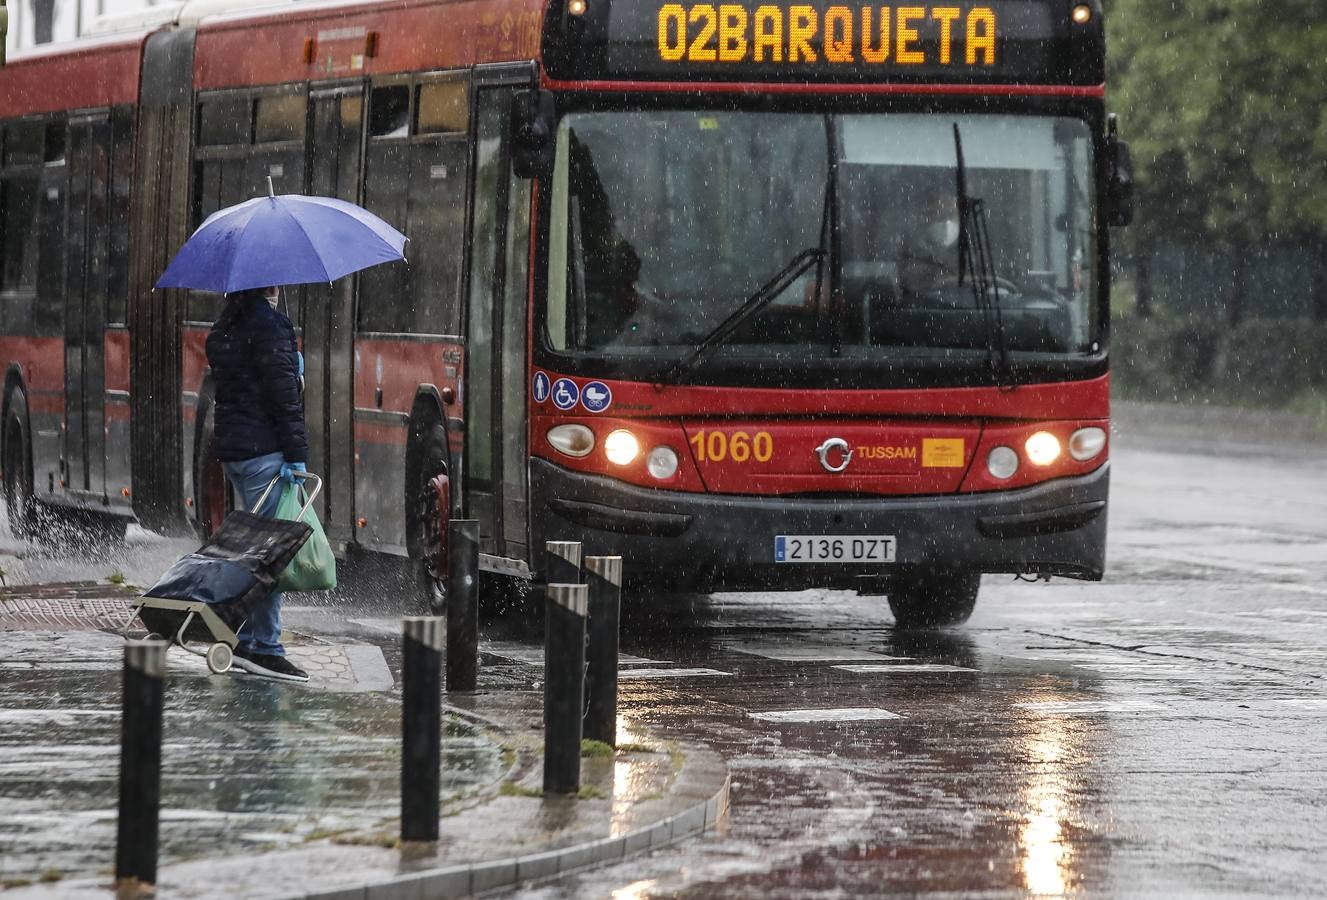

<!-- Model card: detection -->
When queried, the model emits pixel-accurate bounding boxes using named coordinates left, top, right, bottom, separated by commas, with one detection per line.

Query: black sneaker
left=233, top=649, right=309, bottom=683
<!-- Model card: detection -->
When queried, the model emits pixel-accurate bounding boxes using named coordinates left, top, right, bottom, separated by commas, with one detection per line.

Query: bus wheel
left=409, top=423, right=449, bottom=614
left=887, top=571, right=980, bottom=629
left=3, top=390, right=44, bottom=541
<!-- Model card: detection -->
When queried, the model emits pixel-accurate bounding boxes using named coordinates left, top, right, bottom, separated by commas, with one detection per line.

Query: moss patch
left=499, top=781, right=544, bottom=798
left=615, top=742, right=656, bottom=755
left=580, top=739, right=614, bottom=758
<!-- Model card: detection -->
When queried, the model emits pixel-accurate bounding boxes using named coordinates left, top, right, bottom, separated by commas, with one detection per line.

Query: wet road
left=0, top=628, right=504, bottom=885
left=505, top=406, right=1327, bottom=897
left=4, top=403, right=1325, bottom=895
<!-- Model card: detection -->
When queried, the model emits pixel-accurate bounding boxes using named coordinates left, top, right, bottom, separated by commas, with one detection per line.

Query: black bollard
left=115, top=639, right=167, bottom=892
left=583, top=556, right=622, bottom=748
left=543, top=583, right=587, bottom=795
left=446, top=518, right=479, bottom=693
left=544, top=540, right=582, bottom=586
left=401, top=616, right=444, bottom=843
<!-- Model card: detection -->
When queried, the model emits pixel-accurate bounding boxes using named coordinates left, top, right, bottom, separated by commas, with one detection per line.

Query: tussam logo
left=856, top=445, right=917, bottom=461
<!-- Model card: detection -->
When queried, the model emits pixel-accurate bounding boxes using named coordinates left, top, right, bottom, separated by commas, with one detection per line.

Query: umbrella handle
left=253, top=471, right=323, bottom=515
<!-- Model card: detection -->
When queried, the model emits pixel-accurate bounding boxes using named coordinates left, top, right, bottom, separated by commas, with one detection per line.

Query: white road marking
left=617, top=655, right=670, bottom=667
left=1014, top=700, right=1172, bottom=714
left=750, top=707, right=904, bottom=723
left=833, top=663, right=975, bottom=673
left=618, top=667, right=731, bottom=679
left=1241, top=607, right=1327, bottom=619
left=481, top=643, right=661, bottom=667
left=1138, top=548, right=1312, bottom=580
left=731, top=644, right=906, bottom=662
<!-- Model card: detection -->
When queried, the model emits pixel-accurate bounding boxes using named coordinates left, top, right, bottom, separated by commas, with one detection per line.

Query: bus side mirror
left=1105, top=116, right=1134, bottom=227
left=511, top=89, right=555, bottom=179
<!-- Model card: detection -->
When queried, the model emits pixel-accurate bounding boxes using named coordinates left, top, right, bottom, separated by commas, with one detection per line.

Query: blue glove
left=297, top=351, right=305, bottom=378
left=280, top=461, right=306, bottom=483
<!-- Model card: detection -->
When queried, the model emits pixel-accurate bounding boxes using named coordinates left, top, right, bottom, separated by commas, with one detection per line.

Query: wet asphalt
left=500, top=405, right=1327, bottom=897
left=3, top=402, right=1326, bottom=896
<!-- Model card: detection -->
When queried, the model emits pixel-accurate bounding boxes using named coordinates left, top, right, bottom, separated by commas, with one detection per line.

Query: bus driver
left=897, top=189, right=962, bottom=299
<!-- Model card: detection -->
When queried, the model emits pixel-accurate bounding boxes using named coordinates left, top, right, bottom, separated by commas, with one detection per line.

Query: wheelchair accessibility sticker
left=581, top=381, right=612, bottom=413
left=532, top=371, right=550, bottom=404
left=551, top=378, right=579, bottom=411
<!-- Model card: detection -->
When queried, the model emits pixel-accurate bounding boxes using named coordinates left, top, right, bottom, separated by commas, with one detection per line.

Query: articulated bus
left=0, top=0, right=1130, bottom=625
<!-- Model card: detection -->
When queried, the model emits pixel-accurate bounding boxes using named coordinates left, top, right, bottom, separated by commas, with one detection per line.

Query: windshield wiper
left=657, top=247, right=825, bottom=384
left=954, top=123, right=1012, bottom=387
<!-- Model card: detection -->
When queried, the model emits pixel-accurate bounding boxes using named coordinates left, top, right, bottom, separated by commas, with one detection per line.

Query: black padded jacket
left=205, top=291, right=308, bottom=463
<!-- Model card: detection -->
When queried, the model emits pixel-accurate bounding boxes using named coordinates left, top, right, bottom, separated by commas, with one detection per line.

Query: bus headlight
left=1069, top=427, right=1107, bottom=461
left=647, top=446, right=679, bottom=480
left=1025, top=431, right=1062, bottom=466
left=604, top=429, right=640, bottom=465
left=987, top=445, right=1019, bottom=479
left=546, top=424, right=595, bottom=458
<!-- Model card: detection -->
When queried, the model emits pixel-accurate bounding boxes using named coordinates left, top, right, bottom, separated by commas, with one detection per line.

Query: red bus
left=0, top=0, right=1130, bottom=626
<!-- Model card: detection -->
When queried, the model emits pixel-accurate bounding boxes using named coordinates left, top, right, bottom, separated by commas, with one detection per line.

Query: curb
left=299, top=757, right=730, bottom=900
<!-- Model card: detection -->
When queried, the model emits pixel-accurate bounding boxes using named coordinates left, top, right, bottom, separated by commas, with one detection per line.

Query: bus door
left=464, top=68, right=533, bottom=562
left=63, top=113, right=113, bottom=500
left=303, top=85, right=363, bottom=544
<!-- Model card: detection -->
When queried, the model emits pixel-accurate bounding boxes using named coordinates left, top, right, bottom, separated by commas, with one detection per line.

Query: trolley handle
left=253, top=470, right=323, bottom=518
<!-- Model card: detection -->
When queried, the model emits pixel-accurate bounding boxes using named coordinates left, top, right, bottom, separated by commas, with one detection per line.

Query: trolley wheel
left=206, top=642, right=233, bottom=674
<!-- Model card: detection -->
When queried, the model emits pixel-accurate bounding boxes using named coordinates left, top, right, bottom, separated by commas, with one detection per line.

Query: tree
left=1109, top=0, right=1327, bottom=319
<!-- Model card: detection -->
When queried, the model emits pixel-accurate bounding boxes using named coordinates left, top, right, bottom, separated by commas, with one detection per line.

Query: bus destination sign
left=544, top=0, right=1102, bottom=85
left=654, top=4, right=1002, bottom=69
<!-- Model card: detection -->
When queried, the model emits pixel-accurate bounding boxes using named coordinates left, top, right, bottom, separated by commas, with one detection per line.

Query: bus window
left=360, top=134, right=410, bottom=332
left=415, top=82, right=467, bottom=135
left=1, top=174, right=40, bottom=293
left=44, top=121, right=66, bottom=164
left=369, top=85, right=410, bottom=139
left=360, top=81, right=420, bottom=333
left=198, top=94, right=251, bottom=146
left=3, top=120, right=43, bottom=166
left=35, top=162, right=66, bottom=336
left=107, top=105, right=134, bottom=327
left=254, top=93, right=305, bottom=145
left=405, top=138, right=466, bottom=334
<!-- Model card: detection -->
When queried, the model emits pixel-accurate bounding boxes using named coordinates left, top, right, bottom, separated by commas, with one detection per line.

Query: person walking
left=205, top=285, right=310, bottom=682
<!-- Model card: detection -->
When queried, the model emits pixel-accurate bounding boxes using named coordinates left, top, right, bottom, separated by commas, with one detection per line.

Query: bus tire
left=887, top=571, right=980, bottom=629
left=408, top=421, right=449, bottom=614
left=2, top=389, right=45, bottom=541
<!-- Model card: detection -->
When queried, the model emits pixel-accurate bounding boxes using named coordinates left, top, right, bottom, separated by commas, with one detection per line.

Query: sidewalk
left=0, top=583, right=729, bottom=898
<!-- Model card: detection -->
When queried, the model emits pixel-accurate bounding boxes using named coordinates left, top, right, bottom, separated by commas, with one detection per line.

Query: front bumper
left=530, top=458, right=1108, bottom=591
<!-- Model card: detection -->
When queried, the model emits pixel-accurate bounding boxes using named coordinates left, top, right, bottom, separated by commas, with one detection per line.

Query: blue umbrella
left=155, top=181, right=407, bottom=293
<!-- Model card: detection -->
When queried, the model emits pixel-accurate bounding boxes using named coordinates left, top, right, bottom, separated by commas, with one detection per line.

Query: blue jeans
left=222, top=451, right=287, bottom=657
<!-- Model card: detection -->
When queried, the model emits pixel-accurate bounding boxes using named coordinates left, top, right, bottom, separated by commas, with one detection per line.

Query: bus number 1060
left=689, top=429, right=774, bottom=463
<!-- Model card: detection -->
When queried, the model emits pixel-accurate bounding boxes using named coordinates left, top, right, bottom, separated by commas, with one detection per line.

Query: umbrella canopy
left=155, top=188, right=407, bottom=294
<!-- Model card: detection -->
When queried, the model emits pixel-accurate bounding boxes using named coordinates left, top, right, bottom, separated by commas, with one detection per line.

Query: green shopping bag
left=274, top=482, right=337, bottom=592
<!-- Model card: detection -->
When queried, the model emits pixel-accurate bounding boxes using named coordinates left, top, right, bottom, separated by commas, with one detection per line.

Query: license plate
left=774, top=535, right=896, bottom=564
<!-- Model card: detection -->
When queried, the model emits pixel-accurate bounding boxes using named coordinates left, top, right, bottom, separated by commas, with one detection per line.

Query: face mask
left=265, top=289, right=280, bottom=309
left=928, top=219, right=960, bottom=247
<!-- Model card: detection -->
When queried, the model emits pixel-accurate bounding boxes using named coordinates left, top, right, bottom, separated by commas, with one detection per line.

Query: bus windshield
left=544, top=109, right=1096, bottom=377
